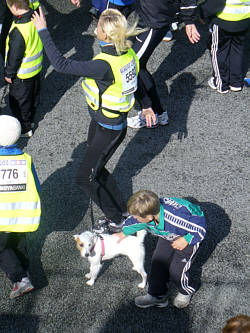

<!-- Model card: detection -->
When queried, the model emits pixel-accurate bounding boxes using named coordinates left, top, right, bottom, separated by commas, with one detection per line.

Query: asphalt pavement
left=0, top=1, right=249, bottom=332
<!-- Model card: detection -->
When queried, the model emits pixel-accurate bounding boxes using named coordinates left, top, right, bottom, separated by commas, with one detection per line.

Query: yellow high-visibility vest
left=0, top=153, right=41, bottom=232
left=5, top=19, right=43, bottom=79
left=29, top=0, right=40, bottom=10
left=217, top=0, right=250, bottom=21
left=82, top=48, right=139, bottom=119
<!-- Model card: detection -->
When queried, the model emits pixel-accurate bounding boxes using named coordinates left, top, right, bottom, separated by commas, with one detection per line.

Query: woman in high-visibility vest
left=199, top=0, right=250, bottom=93
left=0, top=115, right=41, bottom=299
left=32, top=7, right=155, bottom=232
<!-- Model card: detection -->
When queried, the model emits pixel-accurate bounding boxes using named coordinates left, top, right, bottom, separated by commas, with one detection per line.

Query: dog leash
left=0, top=84, right=8, bottom=109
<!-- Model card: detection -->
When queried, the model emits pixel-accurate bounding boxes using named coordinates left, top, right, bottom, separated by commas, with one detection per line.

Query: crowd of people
left=0, top=0, right=249, bottom=328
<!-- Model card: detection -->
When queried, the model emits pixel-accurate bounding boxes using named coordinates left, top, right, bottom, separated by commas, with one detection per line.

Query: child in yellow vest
left=0, top=115, right=41, bottom=299
left=4, top=0, right=43, bottom=137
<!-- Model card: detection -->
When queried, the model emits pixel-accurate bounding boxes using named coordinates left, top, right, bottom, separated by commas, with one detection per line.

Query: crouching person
left=0, top=115, right=41, bottom=299
left=114, top=190, right=206, bottom=308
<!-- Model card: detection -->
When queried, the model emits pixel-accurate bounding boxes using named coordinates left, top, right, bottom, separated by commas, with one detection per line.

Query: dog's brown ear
left=73, top=235, right=79, bottom=241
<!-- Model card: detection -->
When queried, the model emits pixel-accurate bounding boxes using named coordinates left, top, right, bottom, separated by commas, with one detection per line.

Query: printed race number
left=120, top=58, right=137, bottom=95
left=0, top=160, right=27, bottom=192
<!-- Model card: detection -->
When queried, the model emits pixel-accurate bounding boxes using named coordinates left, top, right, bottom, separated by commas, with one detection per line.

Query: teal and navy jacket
left=122, top=197, right=206, bottom=246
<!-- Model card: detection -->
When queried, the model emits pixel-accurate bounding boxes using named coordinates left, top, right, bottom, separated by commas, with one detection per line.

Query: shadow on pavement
left=114, top=72, right=200, bottom=200
left=0, top=313, right=39, bottom=333
left=185, top=197, right=231, bottom=291
left=27, top=141, right=89, bottom=289
left=99, top=301, right=191, bottom=333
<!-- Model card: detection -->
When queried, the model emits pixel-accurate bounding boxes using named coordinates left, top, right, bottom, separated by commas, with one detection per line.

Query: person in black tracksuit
left=127, top=0, right=201, bottom=129
left=32, top=8, right=146, bottom=229
left=199, top=0, right=250, bottom=93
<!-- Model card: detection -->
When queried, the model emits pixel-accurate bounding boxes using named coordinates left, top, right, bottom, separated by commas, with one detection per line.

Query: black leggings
left=76, top=119, right=127, bottom=224
left=132, top=27, right=170, bottom=115
left=0, top=232, right=28, bottom=283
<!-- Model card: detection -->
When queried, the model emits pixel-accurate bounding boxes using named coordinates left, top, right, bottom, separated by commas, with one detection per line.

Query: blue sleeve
left=122, top=216, right=148, bottom=236
left=31, top=163, right=40, bottom=193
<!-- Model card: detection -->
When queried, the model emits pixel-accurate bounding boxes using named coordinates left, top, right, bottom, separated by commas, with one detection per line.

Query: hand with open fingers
left=141, top=107, right=157, bottom=127
left=171, top=236, right=188, bottom=250
left=185, top=24, right=200, bottom=44
left=31, top=6, right=47, bottom=31
left=113, top=232, right=127, bottom=243
left=70, top=0, right=81, bottom=7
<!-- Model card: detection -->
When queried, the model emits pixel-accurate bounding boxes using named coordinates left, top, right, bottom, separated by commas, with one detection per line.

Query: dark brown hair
left=222, top=315, right=250, bottom=333
left=7, top=0, right=29, bottom=10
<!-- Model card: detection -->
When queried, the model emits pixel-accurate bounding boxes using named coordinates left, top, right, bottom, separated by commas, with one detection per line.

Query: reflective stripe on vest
left=217, top=0, right=250, bottom=21
left=82, top=48, right=139, bottom=118
left=5, top=20, right=43, bottom=79
left=0, top=153, right=41, bottom=232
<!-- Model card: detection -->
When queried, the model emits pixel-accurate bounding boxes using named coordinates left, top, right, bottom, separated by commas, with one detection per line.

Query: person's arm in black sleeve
left=135, top=76, right=152, bottom=110
left=38, top=28, right=113, bottom=81
left=4, top=27, right=25, bottom=80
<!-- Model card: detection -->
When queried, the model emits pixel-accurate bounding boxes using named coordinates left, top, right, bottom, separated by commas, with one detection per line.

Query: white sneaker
left=158, top=111, right=169, bottom=125
left=173, top=292, right=192, bottom=308
left=10, top=277, right=34, bottom=299
left=20, top=130, right=33, bottom=138
left=229, top=86, right=242, bottom=92
left=163, top=30, right=173, bottom=42
left=208, top=77, right=217, bottom=90
left=127, top=111, right=159, bottom=129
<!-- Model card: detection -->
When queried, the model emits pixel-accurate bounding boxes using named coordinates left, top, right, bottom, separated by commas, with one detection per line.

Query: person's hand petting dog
left=113, top=232, right=127, bottom=243
left=31, top=6, right=47, bottom=31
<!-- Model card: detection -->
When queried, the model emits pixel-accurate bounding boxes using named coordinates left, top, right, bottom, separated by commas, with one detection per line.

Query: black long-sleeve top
left=138, top=0, right=198, bottom=29
left=199, top=0, right=250, bottom=32
left=38, top=28, right=148, bottom=125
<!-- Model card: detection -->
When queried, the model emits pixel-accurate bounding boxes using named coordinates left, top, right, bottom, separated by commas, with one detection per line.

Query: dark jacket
left=199, top=0, right=250, bottom=32
left=4, top=10, right=35, bottom=79
left=138, top=0, right=198, bottom=29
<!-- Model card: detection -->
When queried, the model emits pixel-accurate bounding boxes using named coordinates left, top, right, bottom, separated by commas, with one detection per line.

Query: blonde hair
left=99, top=9, right=145, bottom=55
left=222, top=315, right=250, bottom=333
left=127, top=190, right=160, bottom=218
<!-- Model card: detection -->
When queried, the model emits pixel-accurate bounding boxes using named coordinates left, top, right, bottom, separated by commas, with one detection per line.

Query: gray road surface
left=0, top=1, right=249, bottom=332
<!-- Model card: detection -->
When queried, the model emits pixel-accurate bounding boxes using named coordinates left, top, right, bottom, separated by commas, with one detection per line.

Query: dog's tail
left=136, top=230, right=147, bottom=242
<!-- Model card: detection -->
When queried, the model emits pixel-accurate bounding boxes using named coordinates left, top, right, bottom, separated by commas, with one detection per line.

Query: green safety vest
left=0, top=153, right=41, bottom=232
left=217, top=0, right=250, bottom=21
left=29, top=0, right=40, bottom=10
left=5, top=19, right=43, bottom=79
left=82, top=48, right=139, bottom=119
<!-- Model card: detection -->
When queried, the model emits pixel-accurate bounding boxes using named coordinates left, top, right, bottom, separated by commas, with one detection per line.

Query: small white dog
left=74, top=230, right=147, bottom=288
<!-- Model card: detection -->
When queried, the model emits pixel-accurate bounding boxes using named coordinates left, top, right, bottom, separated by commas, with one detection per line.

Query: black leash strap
left=0, top=84, right=8, bottom=108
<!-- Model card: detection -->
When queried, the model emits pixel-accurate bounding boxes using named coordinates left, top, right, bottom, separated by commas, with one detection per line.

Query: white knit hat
left=0, top=115, right=21, bottom=146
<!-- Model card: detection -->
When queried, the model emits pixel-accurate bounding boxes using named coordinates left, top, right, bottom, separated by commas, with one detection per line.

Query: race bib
left=0, top=159, right=28, bottom=192
left=120, top=58, right=137, bottom=95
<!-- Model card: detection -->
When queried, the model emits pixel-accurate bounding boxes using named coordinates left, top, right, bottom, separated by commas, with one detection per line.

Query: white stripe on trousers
left=211, top=24, right=223, bottom=92
left=136, top=29, right=153, bottom=60
left=180, top=243, right=200, bottom=295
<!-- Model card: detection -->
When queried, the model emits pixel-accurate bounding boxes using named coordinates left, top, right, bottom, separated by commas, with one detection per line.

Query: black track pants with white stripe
left=148, top=237, right=199, bottom=296
left=132, top=27, right=170, bottom=115
left=209, top=24, right=248, bottom=91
